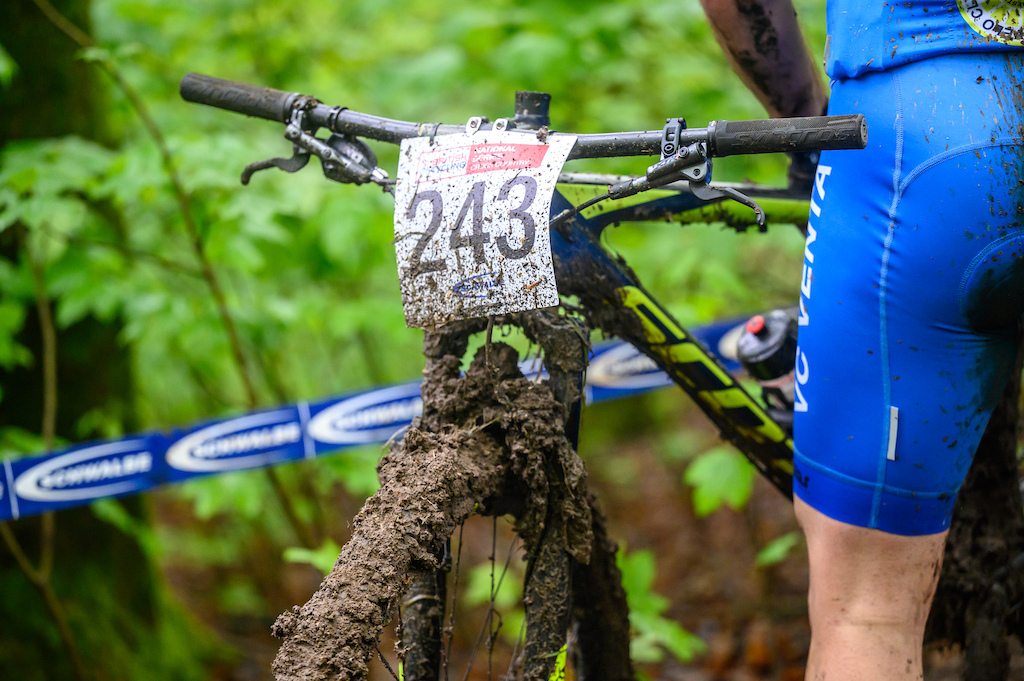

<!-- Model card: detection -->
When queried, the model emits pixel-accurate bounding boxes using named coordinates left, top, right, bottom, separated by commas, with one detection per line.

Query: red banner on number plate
left=466, top=143, right=549, bottom=174
left=417, top=143, right=549, bottom=182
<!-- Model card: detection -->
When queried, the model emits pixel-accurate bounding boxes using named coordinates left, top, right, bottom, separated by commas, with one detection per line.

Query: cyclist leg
left=796, top=498, right=945, bottom=681
left=792, top=52, right=1024, bottom=680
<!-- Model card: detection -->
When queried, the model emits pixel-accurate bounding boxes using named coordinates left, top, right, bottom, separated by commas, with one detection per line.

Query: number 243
left=407, top=175, right=538, bottom=276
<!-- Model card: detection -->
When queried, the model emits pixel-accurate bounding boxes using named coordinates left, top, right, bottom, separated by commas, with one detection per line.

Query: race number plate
left=393, top=130, right=576, bottom=328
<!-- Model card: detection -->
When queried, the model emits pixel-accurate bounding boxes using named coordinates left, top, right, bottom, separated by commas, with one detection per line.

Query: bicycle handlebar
left=180, top=72, right=866, bottom=159
left=180, top=73, right=299, bottom=123
left=707, top=117, right=867, bottom=157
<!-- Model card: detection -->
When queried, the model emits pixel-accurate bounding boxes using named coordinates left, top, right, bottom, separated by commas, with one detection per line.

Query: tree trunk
left=0, top=0, right=108, bottom=147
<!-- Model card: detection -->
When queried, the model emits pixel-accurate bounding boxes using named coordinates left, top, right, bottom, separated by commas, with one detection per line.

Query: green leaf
left=464, top=560, right=522, bottom=610
left=0, top=300, right=31, bottom=370
left=20, top=195, right=89, bottom=237
left=79, top=46, right=114, bottom=64
left=178, top=469, right=271, bottom=521
left=630, top=610, right=707, bottom=662
left=617, top=548, right=706, bottom=663
left=0, top=427, right=50, bottom=459
left=462, top=554, right=525, bottom=644
left=755, top=531, right=802, bottom=567
left=3, top=167, right=38, bottom=195
left=489, top=31, right=571, bottom=85
left=312, top=447, right=381, bottom=498
left=0, top=43, right=17, bottom=89
left=655, top=429, right=705, bottom=464
left=283, top=538, right=342, bottom=575
left=684, top=445, right=756, bottom=517
left=113, top=42, right=144, bottom=59
left=617, top=549, right=668, bottom=615
left=1, top=137, right=114, bottom=200
left=217, top=578, right=265, bottom=616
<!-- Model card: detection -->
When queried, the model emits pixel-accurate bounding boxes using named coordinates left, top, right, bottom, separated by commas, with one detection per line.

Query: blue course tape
left=0, top=315, right=748, bottom=521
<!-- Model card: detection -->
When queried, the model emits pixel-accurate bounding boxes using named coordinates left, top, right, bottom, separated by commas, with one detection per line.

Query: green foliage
left=311, top=446, right=382, bottom=498
left=655, top=427, right=708, bottom=464
left=0, top=42, right=16, bottom=89
left=755, top=530, right=802, bottom=568
left=284, top=538, right=342, bottom=575
left=684, top=445, right=757, bottom=517
left=464, top=558, right=526, bottom=643
left=0, top=504, right=231, bottom=681
left=618, top=548, right=706, bottom=663
left=0, top=299, right=31, bottom=372
left=0, top=426, right=50, bottom=460
left=76, top=571, right=233, bottom=681
left=464, top=560, right=522, bottom=610
left=602, top=221, right=806, bottom=329
left=176, top=469, right=277, bottom=521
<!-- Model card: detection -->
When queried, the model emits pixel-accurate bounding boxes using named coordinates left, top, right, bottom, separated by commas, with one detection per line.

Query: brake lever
left=241, top=146, right=310, bottom=185
left=688, top=182, right=767, bottom=232
left=608, top=134, right=766, bottom=232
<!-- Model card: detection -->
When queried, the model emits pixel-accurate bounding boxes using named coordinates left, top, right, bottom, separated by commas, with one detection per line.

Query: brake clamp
left=661, top=117, right=687, bottom=159
left=240, top=103, right=316, bottom=185
left=607, top=141, right=710, bottom=200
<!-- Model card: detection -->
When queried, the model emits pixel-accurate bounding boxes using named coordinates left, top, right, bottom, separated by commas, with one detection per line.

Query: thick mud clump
left=271, top=319, right=594, bottom=681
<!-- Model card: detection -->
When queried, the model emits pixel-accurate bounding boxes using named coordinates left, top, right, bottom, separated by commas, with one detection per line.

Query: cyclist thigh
left=792, top=51, right=1024, bottom=536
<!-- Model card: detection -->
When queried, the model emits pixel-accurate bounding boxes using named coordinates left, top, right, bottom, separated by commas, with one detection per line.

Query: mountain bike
left=178, top=72, right=867, bottom=681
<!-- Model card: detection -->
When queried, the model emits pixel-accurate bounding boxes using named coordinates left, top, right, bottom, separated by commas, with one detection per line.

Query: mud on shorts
left=792, top=50, right=1024, bottom=536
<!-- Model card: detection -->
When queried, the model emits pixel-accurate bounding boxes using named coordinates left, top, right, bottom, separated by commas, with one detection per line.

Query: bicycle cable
left=548, top=192, right=612, bottom=230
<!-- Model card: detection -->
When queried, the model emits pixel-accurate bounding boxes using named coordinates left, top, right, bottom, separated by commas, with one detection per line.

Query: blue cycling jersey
left=826, top=0, right=1024, bottom=78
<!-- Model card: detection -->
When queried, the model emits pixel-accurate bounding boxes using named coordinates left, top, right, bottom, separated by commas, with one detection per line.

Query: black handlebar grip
left=180, top=73, right=299, bottom=123
left=709, top=114, right=867, bottom=157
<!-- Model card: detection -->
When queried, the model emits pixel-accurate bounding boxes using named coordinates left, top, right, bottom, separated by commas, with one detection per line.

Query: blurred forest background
left=0, top=0, right=828, bottom=679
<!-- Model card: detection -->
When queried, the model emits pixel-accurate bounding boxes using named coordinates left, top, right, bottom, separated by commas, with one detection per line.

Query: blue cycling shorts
left=792, top=51, right=1024, bottom=536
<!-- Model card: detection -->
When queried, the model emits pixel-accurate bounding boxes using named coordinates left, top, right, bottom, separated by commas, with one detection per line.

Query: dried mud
left=271, top=315, right=596, bottom=681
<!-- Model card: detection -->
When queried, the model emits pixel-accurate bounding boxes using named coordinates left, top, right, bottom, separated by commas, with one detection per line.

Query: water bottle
left=736, top=310, right=798, bottom=430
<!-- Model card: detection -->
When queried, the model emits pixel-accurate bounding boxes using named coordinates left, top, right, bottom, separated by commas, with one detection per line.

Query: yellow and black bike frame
left=550, top=175, right=804, bottom=498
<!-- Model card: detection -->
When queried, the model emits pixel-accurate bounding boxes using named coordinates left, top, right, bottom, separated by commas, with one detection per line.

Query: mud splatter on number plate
left=957, top=0, right=1024, bottom=45
left=393, top=131, right=576, bottom=328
